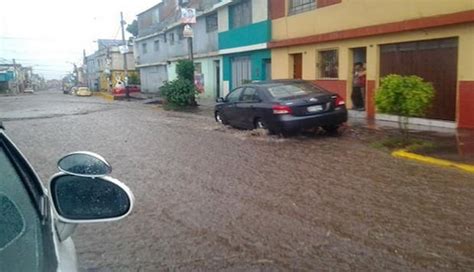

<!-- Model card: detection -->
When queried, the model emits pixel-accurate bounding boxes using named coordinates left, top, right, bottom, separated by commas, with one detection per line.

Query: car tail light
left=272, top=104, right=292, bottom=115
left=334, top=95, right=345, bottom=107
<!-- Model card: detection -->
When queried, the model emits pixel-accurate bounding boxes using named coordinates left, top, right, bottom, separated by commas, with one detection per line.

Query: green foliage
left=375, top=74, right=434, bottom=134
left=126, top=20, right=138, bottom=37
left=176, top=60, right=195, bottom=82
left=371, top=137, right=436, bottom=152
left=160, top=79, right=198, bottom=107
left=128, top=73, right=140, bottom=85
left=376, top=74, right=434, bottom=117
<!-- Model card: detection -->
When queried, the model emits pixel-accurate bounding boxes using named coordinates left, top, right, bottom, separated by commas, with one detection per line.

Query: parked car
left=214, top=80, right=348, bottom=134
left=76, top=87, right=92, bottom=97
left=0, top=122, right=134, bottom=271
left=70, top=87, right=78, bottom=95
left=112, top=85, right=141, bottom=95
left=24, top=88, right=35, bottom=94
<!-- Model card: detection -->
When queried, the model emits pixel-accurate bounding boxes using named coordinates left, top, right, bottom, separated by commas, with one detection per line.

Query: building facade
left=217, top=0, right=272, bottom=96
left=135, top=0, right=222, bottom=98
left=85, top=39, right=137, bottom=92
left=269, top=0, right=474, bottom=128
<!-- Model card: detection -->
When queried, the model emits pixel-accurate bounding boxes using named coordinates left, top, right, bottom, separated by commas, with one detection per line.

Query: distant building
left=84, top=39, right=137, bottom=92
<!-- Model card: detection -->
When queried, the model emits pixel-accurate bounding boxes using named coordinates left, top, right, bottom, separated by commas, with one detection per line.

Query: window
left=206, top=13, right=218, bottom=32
left=230, top=0, right=252, bottom=29
left=154, top=40, right=159, bottom=51
left=267, top=82, right=323, bottom=99
left=163, top=34, right=167, bottom=43
left=141, top=43, right=148, bottom=54
left=240, top=87, right=259, bottom=102
left=319, top=49, right=338, bottom=78
left=226, top=87, right=244, bottom=103
left=0, top=145, right=44, bottom=271
left=289, top=0, right=316, bottom=15
left=194, top=63, right=202, bottom=74
left=169, top=32, right=175, bottom=45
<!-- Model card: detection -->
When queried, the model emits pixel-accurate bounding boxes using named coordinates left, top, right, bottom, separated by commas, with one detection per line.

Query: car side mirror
left=57, top=151, right=111, bottom=177
left=49, top=174, right=133, bottom=223
left=216, top=97, right=225, bottom=103
left=50, top=151, right=134, bottom=241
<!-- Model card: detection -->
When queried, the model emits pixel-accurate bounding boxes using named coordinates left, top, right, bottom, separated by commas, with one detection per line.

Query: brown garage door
left=380, top=38, right=458, bottom=121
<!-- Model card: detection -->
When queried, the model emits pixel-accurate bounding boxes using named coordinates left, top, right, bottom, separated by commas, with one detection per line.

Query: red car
left=112, top=85, right=141, bottom=95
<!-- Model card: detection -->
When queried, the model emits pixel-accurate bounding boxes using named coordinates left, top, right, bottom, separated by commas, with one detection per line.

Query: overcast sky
left=0, top=0, right=160, bottom=79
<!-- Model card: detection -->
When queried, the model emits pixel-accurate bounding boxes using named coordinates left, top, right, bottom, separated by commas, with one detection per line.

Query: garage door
left=380, top=38, right=458, bottom=121
left=231, top=56, right=251, bottom=89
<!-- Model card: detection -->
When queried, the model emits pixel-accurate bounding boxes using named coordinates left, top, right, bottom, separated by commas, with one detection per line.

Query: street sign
left=119, top=45, right=129, bottom=54
left=183, top=24, right=194, bottom=38
left=180, top=8, right=196, bottom=24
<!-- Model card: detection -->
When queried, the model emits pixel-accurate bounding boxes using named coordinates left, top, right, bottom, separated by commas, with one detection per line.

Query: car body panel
left=76, top=87, right=92, bottom=97
left=0, top=127, right=78, bottom=272
left=215, top=80, right=348, bottom=132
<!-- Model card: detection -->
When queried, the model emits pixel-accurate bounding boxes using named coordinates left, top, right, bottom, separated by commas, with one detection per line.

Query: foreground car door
left=236, top=87, right=262, bottom=129
left=222, top=87, right=244, bottom=127
left=0, top=133, right=58, bottom=272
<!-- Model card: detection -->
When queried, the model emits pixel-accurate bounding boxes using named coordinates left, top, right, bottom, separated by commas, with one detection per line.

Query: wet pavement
left=1, top=90, right=474, bottom=271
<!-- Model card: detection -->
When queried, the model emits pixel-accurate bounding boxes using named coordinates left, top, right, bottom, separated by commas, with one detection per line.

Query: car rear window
left=267, top=83, right=324, bottom=99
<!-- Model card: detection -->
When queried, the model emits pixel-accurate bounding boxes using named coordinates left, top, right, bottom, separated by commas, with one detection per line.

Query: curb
left=392, top=150, right=474, bottom=174
left=94, top=92, right=114, bottom=101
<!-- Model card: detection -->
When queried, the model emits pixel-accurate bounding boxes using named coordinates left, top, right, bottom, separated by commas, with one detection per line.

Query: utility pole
left=188, top=36, right=194, bottom=62
left=12, top=58, right=18, bottom=94
left=120, top=11, right=129, bottom=99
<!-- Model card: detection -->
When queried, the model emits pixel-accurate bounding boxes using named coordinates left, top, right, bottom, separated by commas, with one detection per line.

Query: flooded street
left=2, top=91, right=474, bottom=271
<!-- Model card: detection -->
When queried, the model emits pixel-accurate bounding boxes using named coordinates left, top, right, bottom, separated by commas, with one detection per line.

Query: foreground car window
left=0, top=148, right=44, bottom=271
left=268, top=83, right=323, bottom=99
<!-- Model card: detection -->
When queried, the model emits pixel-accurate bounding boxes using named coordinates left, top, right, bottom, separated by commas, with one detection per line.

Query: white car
left=0, top=122, right=134, bottom=271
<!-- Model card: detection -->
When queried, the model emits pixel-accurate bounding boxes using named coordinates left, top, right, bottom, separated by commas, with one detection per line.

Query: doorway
left=264, top=59, right=272, bottom=80
left=350, top=47, right=367, bottom=110
left=214, top=60, right=220, bottom=98
left=231, top=56, right=251, bottom=89
left=292, top=53, right=303, bottom=79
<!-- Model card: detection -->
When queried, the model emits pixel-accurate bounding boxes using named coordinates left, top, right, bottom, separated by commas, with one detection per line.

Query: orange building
left=269, top=0, right=474, bottom=128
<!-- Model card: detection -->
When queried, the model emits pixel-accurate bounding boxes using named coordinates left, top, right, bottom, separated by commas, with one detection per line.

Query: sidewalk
left=348, top=114, right=474, bottom=167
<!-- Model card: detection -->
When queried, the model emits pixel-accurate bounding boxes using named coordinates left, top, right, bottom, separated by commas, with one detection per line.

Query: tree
left=128, top=73, right=140, bottom=85
left=126, top=20, right=138, bottom=37
left=375, top=74, right=434, bottom=136
left=160, top=60, right=197, bottom=106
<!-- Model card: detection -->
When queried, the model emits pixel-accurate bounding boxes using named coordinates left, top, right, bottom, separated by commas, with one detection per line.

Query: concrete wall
left=140, top=65, right=168, bottom=93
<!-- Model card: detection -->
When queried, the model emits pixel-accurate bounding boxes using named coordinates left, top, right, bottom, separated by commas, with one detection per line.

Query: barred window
left=289, top=0, right=316, bottom=15
left=319, top=50, right=338, bottom=78
left=154, top=40, right=159, bottom=51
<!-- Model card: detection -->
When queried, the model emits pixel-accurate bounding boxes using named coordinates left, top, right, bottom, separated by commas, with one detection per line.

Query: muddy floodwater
left=3, top=91, right=474, bottom=271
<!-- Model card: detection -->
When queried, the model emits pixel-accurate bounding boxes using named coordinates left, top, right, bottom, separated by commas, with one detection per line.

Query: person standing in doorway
left=358, top=63, right=367, bottom=111
left=351, top=62, right=364, bottom=110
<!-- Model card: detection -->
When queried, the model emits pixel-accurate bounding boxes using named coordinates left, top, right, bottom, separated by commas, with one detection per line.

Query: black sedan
left=214, top=80, right=348, bottom=134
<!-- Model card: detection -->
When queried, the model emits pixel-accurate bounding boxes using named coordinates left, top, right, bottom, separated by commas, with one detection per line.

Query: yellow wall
left=272, top=23, right=474, bottom=81
left=272, top=23, right=474, bottom=109
left=273, top=0, right=474, bottom=41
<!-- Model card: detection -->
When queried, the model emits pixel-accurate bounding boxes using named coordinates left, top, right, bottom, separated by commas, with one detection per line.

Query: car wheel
left=215, top=111, right=228, bottom=125
left=322, top=125, right=340, bottom=134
